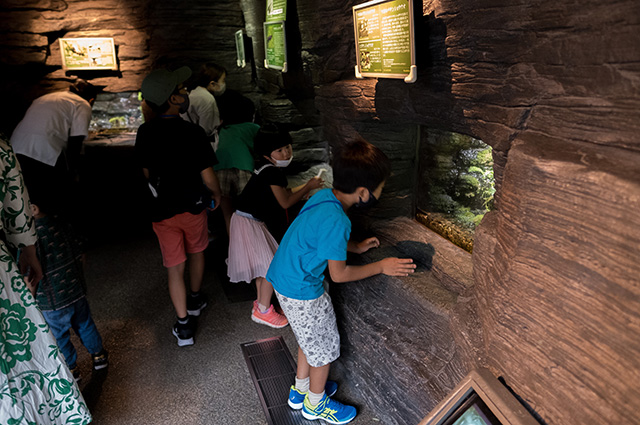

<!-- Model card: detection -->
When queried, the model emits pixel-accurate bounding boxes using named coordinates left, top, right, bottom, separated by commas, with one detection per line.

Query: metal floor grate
left=241, top=336, right=307, bottom=425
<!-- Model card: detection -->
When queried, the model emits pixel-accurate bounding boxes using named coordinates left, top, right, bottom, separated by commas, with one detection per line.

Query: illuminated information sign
left=264, top=21, right=287, bottom=71
left=266, top=0, right=287, bottom=22
left=235, top=30, right=246, bottom=68
left=353, top=0, right=416, bottom=82
left=59, top=38, right=118, bottom=71
left=264, top=0, right=288, bottom=71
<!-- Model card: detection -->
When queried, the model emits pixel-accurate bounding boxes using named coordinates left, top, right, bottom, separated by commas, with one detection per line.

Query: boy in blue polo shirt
left=266, top=138, right=416, bottom=424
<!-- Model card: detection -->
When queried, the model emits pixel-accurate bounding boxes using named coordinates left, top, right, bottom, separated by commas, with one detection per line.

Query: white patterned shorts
left=275, top=290, right=340, bottom=367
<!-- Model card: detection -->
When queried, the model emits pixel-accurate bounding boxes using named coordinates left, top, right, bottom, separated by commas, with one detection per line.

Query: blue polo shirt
left=267, top=189, right=351, bottom=300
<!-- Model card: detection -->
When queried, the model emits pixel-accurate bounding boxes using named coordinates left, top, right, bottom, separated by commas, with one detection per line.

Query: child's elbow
left=329, top=272, right=348, bottom=283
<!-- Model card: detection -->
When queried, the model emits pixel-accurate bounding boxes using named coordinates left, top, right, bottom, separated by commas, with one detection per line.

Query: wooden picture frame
left=59, top=37, right=118, bottom=71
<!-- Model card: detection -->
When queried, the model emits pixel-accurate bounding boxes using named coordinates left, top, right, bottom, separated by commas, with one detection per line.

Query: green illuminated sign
left=266, top=0, right=287, bottom=22
left=264, top=0, right=288, bottom=72
left=235, top=30, right=246, bottom=68
left=264, top=21, right=287, bottom=71
left=353, top=0, right=416, bottom=82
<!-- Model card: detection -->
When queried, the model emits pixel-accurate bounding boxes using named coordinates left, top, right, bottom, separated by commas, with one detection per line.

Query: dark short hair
left=70, top=79, right=98, bottom=102
left=254, top=124, right=292, bottom=158
left=332, top=137, right=391, bottom=194
left=221, top=94, right=255, bottom=126
left=193, top=63, right=227, bottom=88
left=27, top=185, right=53, bottom=215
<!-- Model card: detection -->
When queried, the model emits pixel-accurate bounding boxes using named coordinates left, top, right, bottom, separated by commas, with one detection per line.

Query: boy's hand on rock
left=355, top=237, right=380, bottom=254
left=380, top=258, right=416, bottom=277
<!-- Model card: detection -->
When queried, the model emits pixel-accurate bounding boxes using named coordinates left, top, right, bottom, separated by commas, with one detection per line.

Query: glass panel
left=416, top=128, right=494, bottom=252
left=90, top=91, right=143, bottom=133
left=441, top=392, right=501, bottom=425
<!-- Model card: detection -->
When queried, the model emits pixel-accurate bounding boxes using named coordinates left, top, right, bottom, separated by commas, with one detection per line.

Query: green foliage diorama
left=418, top=130, right=495, bottom=247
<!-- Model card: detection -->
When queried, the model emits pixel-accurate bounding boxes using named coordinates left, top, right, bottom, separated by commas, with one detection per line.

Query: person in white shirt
left=181, top=63, right=226, bottom=151
left=10, top=79, right=97, bottom=217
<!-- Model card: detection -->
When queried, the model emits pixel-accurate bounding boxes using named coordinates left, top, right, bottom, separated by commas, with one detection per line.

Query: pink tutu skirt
left=227, top=211, right=279, bottom=283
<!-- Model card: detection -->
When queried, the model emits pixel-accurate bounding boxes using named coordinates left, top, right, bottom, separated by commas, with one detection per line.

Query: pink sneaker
left=251, top=304, right=289, bottom=328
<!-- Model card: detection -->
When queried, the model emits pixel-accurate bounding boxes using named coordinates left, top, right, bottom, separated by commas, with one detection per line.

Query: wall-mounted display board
left=266, top=0, right=287, bottom=22
left=235, top=30, right=246, bottom=68
left=59, top=38, right=118, bottom=71
left=353, top=0, right=416, bottom=83
left=263, top=21, right=287, bottom=72
left=417, top=368, right=540, bottom=425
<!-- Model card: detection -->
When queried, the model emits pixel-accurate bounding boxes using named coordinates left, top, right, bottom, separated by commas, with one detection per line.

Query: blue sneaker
left=288, top=380, right=338, bottom=410
left=302, top=393, right=356, bottom=424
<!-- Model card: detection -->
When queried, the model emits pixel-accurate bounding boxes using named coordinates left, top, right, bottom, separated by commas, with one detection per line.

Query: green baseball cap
left=141, top=66, right=192, bottom=105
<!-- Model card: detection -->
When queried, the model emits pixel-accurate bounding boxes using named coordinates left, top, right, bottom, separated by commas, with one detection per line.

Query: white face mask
left=213, top=82, right=226, bottom=96
left=272, top=154, right=293, bottom=168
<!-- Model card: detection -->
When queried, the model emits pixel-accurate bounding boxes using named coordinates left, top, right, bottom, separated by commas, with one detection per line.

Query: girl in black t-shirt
left=227, top=127, right=323, bottom=328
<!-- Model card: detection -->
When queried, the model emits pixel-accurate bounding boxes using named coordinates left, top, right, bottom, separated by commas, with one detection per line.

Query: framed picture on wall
left=59, top=37, right=118, bottom=71
left=353, top=0, right=416, bottom=83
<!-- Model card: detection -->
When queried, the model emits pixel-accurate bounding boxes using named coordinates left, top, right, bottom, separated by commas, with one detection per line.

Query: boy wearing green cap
left=135, top=67, right=222, bottom=346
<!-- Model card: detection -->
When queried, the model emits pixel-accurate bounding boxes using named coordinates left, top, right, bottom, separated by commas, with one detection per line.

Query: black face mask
left=354, top=189, right=378, bottom=210
left=173, top=93, right=190, bottom=114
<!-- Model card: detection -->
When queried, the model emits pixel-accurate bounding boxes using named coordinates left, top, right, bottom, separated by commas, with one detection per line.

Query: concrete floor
left=73, top=228, right=382, bottom=425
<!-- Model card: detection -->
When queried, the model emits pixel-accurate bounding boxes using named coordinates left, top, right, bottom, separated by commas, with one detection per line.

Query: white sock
left=295, top=376, right=310, bottom=393
left=308, top=390, right=325, bottom=407
left=258, top=303, right=269, bottom=313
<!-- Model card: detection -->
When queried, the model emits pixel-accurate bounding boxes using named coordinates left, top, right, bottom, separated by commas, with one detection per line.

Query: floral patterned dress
left=0, top=140, right=92, bottom=424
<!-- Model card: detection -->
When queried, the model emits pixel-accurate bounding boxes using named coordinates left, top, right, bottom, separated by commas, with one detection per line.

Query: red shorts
left=152, top=210, right=209, bottom=268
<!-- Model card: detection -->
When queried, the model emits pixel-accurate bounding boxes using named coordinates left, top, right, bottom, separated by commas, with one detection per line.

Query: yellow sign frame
left=59, top=37, right=118, bottom=71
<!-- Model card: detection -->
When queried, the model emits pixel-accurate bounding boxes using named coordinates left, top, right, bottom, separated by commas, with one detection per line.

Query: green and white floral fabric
left=0, top=139, right=92, bottom=424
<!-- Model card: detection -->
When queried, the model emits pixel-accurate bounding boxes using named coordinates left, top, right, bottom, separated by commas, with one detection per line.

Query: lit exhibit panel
left=418, top=369, right=540, bottom=425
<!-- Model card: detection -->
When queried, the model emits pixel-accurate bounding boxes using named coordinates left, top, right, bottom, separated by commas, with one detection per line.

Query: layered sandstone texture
left=303, top=0, right=640, bottom=424
left=2, top=1, right=639, bottom=425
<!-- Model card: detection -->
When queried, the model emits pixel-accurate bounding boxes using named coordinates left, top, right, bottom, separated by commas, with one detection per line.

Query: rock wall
left=0, top=0, right=251, bottom=135
left=239, top=0, right=328, bottom=168
left=332, top=217, right=478, bottom=425
left=474, top=136, right=640, bottom=423
left=300, top=0, right=640, bottom=424
left=2, top=1, right=640, bottom=424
